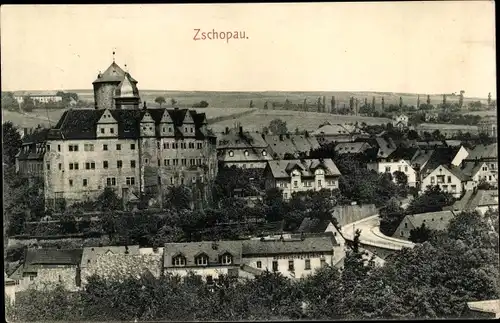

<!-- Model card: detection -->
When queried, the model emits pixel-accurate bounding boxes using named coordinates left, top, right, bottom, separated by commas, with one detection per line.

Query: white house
left=421, top=164, right=472, bottom=198
left=367, top=147, right=420, bottom=187
left=392, top=114, right=409, bottom=130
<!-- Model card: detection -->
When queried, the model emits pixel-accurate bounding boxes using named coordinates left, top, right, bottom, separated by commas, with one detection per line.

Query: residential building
left=478, top=116, right=497, bottom=138
left=263, top=133, right=321, bottom=159
left=14, top=91, right=63, bottom=105
left=420, top=164, right=471, bottom=197
left=334, top=142, right=372, bottom=155
left=415, top=123, right=479, bottom=138
left=447, top=189, right=499, bottom=215
left=464, top=143, right=498, bottom=178
left=367, top=147, right=420, bottom=187
left=264, top=159, right=342, bottom=200
left=4, top=272, right=17, bottom=304
left=15, top=128, right=50, bottom=181
left=217, top=126, right=272, bottom=169
left=460, top=160, right=498, bottom=186
left=163, top=241, right=243, bottom=282
left=312, top=122, right=368, bottom=145
left=392, top=114, right=409, bottom=130
left=393, top=210, right=456, bottom=240
left=15, top=248, right=83, bottom=292
left=21, top=59, right=218, bottom=209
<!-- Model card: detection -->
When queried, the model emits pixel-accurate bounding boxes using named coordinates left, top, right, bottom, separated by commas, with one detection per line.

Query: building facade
left=14, top=91, right=63, bottom=105
left=21, top=60, right=218, bottom=209
left=264, top=159, right=342, bottom=200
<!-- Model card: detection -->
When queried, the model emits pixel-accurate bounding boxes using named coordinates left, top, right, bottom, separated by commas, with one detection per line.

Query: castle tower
left=92, top=54, right=140, bottom=110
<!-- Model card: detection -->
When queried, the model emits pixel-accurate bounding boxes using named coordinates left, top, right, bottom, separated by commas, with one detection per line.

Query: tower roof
left=115, top=72, right=140, bottom=98
left=93, top=61, right=138, bottom=84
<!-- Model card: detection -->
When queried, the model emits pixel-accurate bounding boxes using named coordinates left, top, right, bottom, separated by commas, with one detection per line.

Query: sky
left=0, top=2, right=496, bottom=98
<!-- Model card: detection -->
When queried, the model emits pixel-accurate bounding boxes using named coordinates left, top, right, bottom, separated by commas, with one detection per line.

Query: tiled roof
left=466, top=143, right=498, bottom=160
left=17, top=128, right=50, bottom=160
left=410, top=149, right=434, bottom=168
left=81, top=245, right=140, bottom=268
left=93, top=61, right=137, bottom=84
left=375, top=137, right=396, bottom=158
left=460, top=161, right=484, bottom=178
left=163, top=241, right=243, bottom=268
left=297, top=217, right=332, bottom=233
left=263, top=134, right=320, bottom=159
left=217, top=130, right=268, bottom=149
left=405, top=210, right=455, bottom=231
left=421, top=147, right=461, bottom=176
left=416, top=123, right=479, bottom=131
left=312, top=124, right=352, bottom=136
left=47, top=108, right=211, bottom=140
left=467, top=190, right=499, bottom=210
left=266, top=158, right=341, bottom=179
left=387, top=147, right=420, bottom=161
left=444, top=164, right=472, bottom=182
left=334, top=142, right=371, bottom=154
left=24, top=248, right=83, bottom=267
left=242, top=235, right=336, bottom=256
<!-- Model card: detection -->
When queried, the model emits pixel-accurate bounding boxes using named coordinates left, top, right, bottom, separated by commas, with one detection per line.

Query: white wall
left=421, top=166, right=464, bottom=198
left=367, top=160, right=417, bottom=187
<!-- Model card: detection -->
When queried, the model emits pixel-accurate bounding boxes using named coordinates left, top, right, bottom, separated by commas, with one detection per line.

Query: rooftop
left=163, top=241, right=243, bottom=268
left=93, top=61, right=138, bottom=84
left=242, top=235, right=336, bottom=256
left=405, top=210, right=455, bottom=232
left=467, top=300, right=500, bottom=316
left=266, top=158, right=341, bottom=179
left=24, top=248, right=83, bottom=268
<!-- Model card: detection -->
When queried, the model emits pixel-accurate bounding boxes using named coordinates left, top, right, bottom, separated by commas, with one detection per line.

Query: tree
left=379, top=198, right=405, bottom=236
left=488, top=92, right=492, bottom=106
left=249, top=100, right=254, bottom=108
left=399, top=97, right=403, bottom=109
left=2, top=91, right=19, bottom=110
left=154, top=96, right=166, bottom=107
left=409, top=223, right=431, bottom=243
left=331, top=96, right=336, bottom=113
left=164, top=185, right=192, bottom=210
left=170, top=98, right=177, bottom=106
left=458, top=91, right=464, bottom=109
left=2, top=121, right=22, bottom=166
left=96, top=187, right=122, bottom=211
left=268, top=118, right=288, bottom=135
left=447, top=210, right=495, bottom=249
left=426, top=95, right=431, bottom=105
left=416, top=95, right=420, bottom=109
left=406, top=185, right=454, bottom=215
left=22, top=96, right=36, bottom=112
left=264, top=101, right=268, bottom=110
left=381, top=97, right=385, bottom=111
left=372, top=96, right=376, bottom=112
left=442, top=94, right=447, bottom=105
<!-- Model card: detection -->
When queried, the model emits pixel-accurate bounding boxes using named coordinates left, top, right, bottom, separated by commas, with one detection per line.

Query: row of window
left=67, top=177, right=136, bottom=187
left=228, top=150, right=267, bottom=157
left=385, top=165, right=409, bottom=173
left=99, top=126, right=198, bottom=134
left=49, top=158, right=206, bottom=171
left=259, top=258, right=327, bottom=272
left=430, top=175, right=453, bottom=184
left=173, top=254, right=233, bottom=267
left=48, top=141, right=205, bottom=152
left=278, top=179, right=336, bottom=189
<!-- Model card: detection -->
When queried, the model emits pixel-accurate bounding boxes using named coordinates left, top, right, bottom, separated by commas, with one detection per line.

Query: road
left=341, top=214, right=415, bottom=251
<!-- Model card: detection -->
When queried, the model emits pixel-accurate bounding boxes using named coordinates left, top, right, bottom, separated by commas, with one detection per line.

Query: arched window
left=244, top=150, right=249, bottom=156
left=228, top=150, right=234, bottom=157
left=262, top=150, right=267, bottom=156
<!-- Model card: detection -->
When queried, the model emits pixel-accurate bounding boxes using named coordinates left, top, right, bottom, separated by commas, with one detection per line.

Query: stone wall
left=332, top=204, right=378, bottom=227
left=81, top=253, right=163, bottom=285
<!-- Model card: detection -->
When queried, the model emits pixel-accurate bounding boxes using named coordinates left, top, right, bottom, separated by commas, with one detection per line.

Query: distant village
left=3, top=57, right=499, bottom=321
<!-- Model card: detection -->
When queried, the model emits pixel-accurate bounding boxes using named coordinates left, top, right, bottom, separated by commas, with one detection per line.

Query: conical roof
left=93, top=61, right=138, bottom=84
left=115, top=72, right=140, bottom=98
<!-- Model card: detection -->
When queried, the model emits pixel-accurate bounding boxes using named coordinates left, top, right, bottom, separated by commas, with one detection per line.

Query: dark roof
left=387, top=147, right=420, bottom=161
left=421, top=146, right=461, bottom=176
left=47, top=108, right=212, bottom=140
left=17, top=128, right=50, bottom=160
left=22, top=128, right=50, bottom=144
left=241, top=235, right=335, bottom=256
left=466, top=143, right=498, bottom=160
left=297, top=217, right=332, bottom=233
left=24, top=248, right=83, bottom=267
left=266, top=158, right=341, bottom=179
left=163, top=241, right=243, bottom=268
left=93, top=61, right=137, bottom=84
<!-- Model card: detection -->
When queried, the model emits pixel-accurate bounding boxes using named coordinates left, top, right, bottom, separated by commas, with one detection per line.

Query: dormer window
left=244, top=150, right=249, bottom=156
left=173, top=255, right=186, bottom=267
left=220, top=253, right=233, bottom=265
left=195, top=254, right=209, bottom=266
left=262, top=150, right=267, bottom=156
left=229, top=150, right=234, bottom=157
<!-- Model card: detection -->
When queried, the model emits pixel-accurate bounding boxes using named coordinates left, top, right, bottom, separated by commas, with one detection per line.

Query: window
left=284, top=192, right=288, bottom=199
left=229, top=150, right=234, bottom=157
left=181, top=178, right=184, bottom=185
left=157, top=159, right=161, bottom=166
left=221, top=254, right=233, bottom=265
left=131, top=160, right=136, bottom=168
left=69, top=162, right=79, bottom=170
left=68, top=144, right=78, bottom=152
left=188, top=142, right=194, bottom=149
left=451, top=185, right=457, bottom=192
left=57, top=145, right=61, bottom=152
left=288, top=260, right=294, bottom=271
left=447, top=176, right=452, bottom=183
left=256, top=261, right=262, bottom=269
left=100, top=128, right=105, bottom=134
left=385, top=166, right=391, bottom=172
left=184, top=127, right=188, bottom=132
left=320, top=259, right=326, bottom=267
left=489, top=175, right=492, bottom=181
left=69, top=179, right=73, bottom=186
left=404, top=223, right=408, bottom=228
left=58, top=163, right=62, bottom=170
left=103, top=144, right=108, bottom=151
left=293, top=180, right=298, bottom=188
left=196, top=255, right=209, bottom=266
left=244, top=150, right=249, bottom=156
left=117, top=160, right=123, bottom=168
left=46, top=163, right=50, bottom=170
left=83, top=179, right=88, bottom=186
left=318, top=180, right=322, bottom=187
left=272, top=261, right=278, bottom=272
left=116, top=144, right=121, bottom=151
left=103, top=161, right=108, bottom=169
left=30, top=275, right=35, bottom=281
left=172, top=159, right=178, bottom=166
left=305, top=259, right=311, bottom=270
left=157, top=142, right=160, bottom=149
left=145, top=158, right=149, bottom=165
left=197, top=143, right=203, bottom=149
left=47, top=144, right=51, bottom=151
left=190, top=127, right=194, bottom=133
left=126, top=177, right=135, bottom=185
left=206, top=275, right=213, bottom=284
left=190, top=159, right=196, bottom=166
left=110, top=128, right=114, bottom=134
left=173, top=256, right=186, bottom=266
left=436, top=175, right=445, bottom=184
left=197, top=159, right=202, bottom=165
left=106, top=177, right=116, bottom=186
left=169, top=127, right=172, bottom=132
left=398, top=165, right=402, bottom=172
left=130, top=143, right=135, bottom=150
left=430, top=176, right=435, bottom=184
left=181, top=159, right=187, bottom=166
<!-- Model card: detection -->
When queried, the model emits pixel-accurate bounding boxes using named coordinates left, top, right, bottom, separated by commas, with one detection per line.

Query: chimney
left=212, top=241, right=219, bottom=250
left=23, top=128, right=28, bottom=137
left=125, top=246, right=129, bottom=254
left=225, top=127, right=229, bottom=134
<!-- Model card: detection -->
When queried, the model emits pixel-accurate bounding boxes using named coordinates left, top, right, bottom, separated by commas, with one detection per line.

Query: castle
left=16, top=57, right=218, bottom=210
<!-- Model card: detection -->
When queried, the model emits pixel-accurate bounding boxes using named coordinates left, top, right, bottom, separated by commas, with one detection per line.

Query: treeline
left=1, top=91, right=80, bottom=112
left=7, top=211, right=499, bottom=321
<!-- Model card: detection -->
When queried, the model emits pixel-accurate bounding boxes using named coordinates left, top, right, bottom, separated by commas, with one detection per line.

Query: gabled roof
left=404, top=210, right=455, bottom=232
left=335, top=142, right=371, bottom=154
left=266, top=158, right=341, bottom=179
left=460, top=161, right=485, bottom=178
left=467, top=190, right=499, bottom=210
left=421, top=147, right=461, bottom=176
left=24, top=248, right=83, bottom=267
left=17, top=128, right=50, bottom=160
left=297, top=217, right=332, bottom=233
left=387, top=147, right=420, bottom=161
left=163, top=241, right=243, bottom=268
left=466, top=143, right=498, bottom=160
left=81, top=245, right=140, bottom=268
left=242, top=235, right=336, bottom=256
left=93, top=61, right=137, bottom=84
left=47, top=108, right=213, bottom=140
left=263, top=134, right=320, bottom=159
left=217, top=130, right=268, bottom=149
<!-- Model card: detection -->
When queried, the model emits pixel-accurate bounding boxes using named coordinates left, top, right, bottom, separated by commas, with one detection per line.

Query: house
left=217, top=126, right=272, bottom=169
left=264, top=159, right=342, bottom=200
left=14, top=91, right=63, bottom=105
left=163, top=241, right=243, bottom=283
left=334, top=142, right=372, bottom=155
left=16, top=248, right=83, bottom=292
left=464, top=300, right=500, bottom=319
left=312, top=122, right=367, bottom=145
left=415, top=123, right=479, bottom=138
left=263, top=133, right=321, bottom=159
left=392, top=114, right=409, bottom=130
left=421, top=164, right=471, bottom=197
left=15, top=127, right=50, bottom=181
left=460, top=160, right=498, bottom=186
left=367, top=147, right=419, bottom=187
left=297, top=218, right=346, bottom=265
left=463, top=143, right=498, bottom=177
left=241, top=234, right=338, bottom=279
left=393, top=210, right=455, bottom=240
left=18, top=58, right=218, bottom=210
left=447, top=189, right=499, bottom=215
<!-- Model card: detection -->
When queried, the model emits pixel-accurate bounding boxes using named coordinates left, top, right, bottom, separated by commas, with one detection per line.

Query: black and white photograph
left=1, top=2, right=498, bottom=321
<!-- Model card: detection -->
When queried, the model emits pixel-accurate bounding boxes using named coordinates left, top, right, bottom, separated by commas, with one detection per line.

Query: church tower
left=92, top=52, right=140, bottom=110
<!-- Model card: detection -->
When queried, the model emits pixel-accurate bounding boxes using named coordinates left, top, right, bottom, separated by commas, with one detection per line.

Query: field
left=3, top=90, right=492, bottom=130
